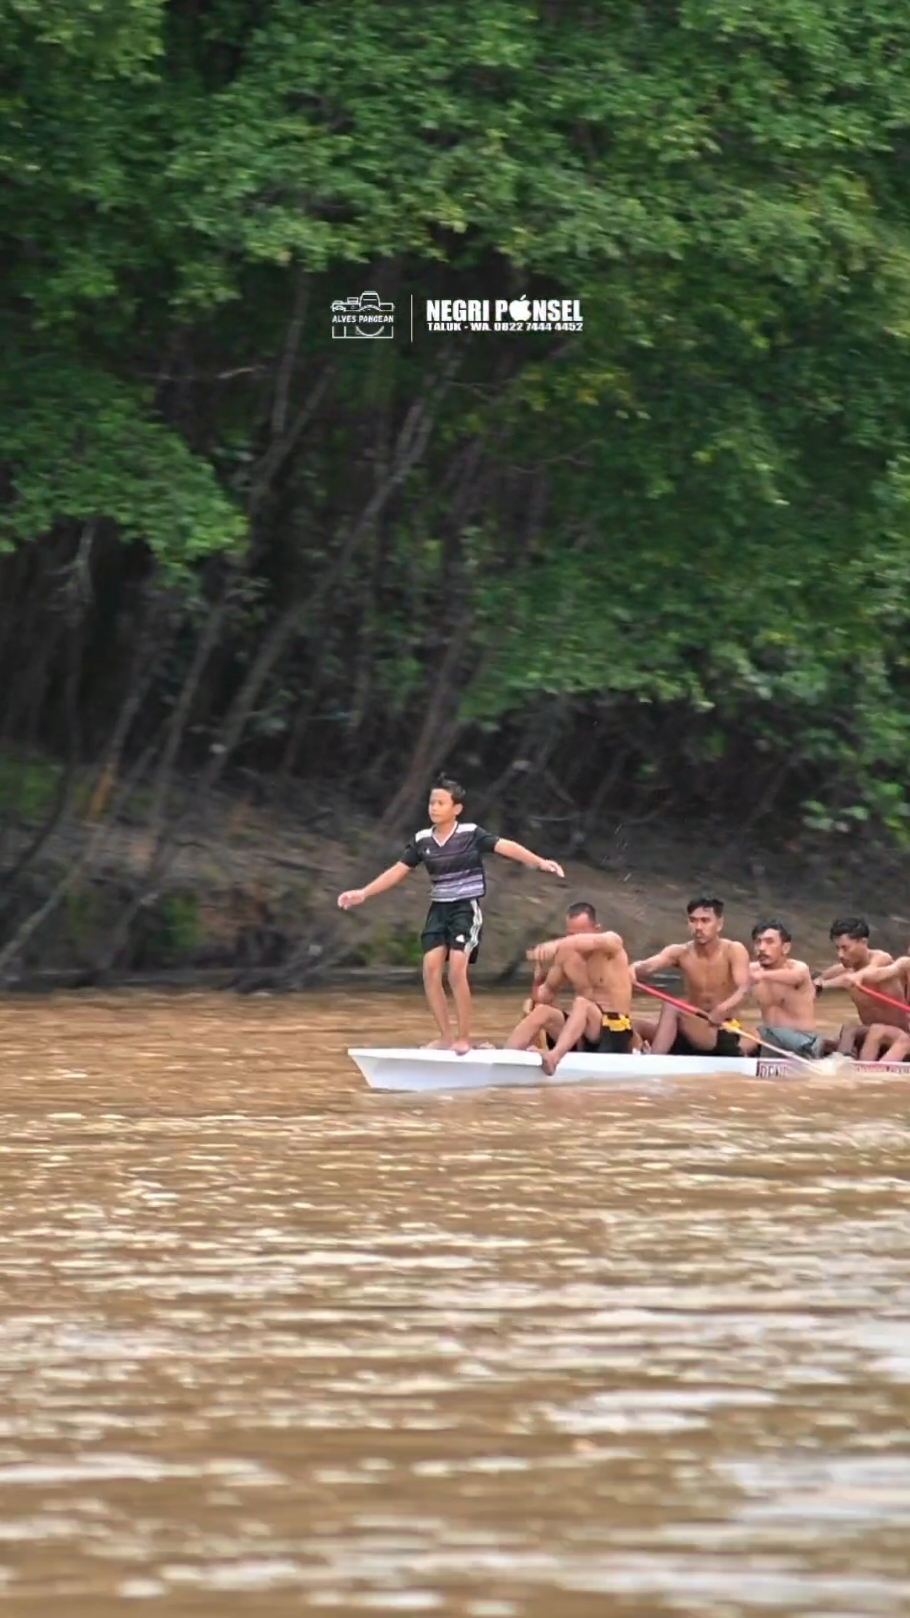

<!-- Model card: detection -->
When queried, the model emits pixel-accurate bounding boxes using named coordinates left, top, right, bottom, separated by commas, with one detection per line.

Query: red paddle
left=844, top=981, right=910, bottom=1019
left=634, top=978, right=843, bottom=1075
left=634, top=980, right=713, bottom=1022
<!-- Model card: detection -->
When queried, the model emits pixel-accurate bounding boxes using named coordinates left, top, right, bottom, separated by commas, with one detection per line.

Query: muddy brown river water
left=0, top=989, right=909, bottom=1616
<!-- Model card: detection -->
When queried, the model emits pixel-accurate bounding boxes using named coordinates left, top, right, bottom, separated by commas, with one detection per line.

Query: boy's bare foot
left=422, top=1038, right=453, bottom=1050
left=453, top=1038, right=472, bottom=1055
left=540, top=1049, right=559, bottom=1076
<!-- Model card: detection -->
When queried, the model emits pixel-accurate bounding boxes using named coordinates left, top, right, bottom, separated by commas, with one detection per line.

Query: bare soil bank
left=3, top=786, right=909, bottom=986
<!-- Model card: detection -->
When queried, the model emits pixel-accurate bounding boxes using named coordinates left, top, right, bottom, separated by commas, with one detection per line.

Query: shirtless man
left=631, top=895, right=752, bottom=1056
left=505, top=901, right=634, bottom=1075
left=742, top=920, right=824, bottom=1059
left=849, top=948, right=910, bottom=1062
left=813, top=917, right=908, bottom=1061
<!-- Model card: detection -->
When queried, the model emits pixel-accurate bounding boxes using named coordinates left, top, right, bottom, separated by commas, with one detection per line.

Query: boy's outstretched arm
left=493, top=838, right=564, bottom=878
left=338, top=862, right=411, bottom=909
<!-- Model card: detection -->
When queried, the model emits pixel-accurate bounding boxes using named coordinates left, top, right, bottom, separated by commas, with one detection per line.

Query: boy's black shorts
left=420, top=898, right=483, bottom=962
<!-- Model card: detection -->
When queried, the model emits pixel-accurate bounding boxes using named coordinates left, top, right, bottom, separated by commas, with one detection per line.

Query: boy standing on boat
left=337, top=775, right=564, bottom=1052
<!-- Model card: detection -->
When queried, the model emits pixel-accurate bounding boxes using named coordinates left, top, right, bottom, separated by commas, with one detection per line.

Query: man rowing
left=505, top=901, right=635, bottom=1074
left=848, top=946, right=910, bottom=1062
left=742, top=919, right=825, bottom=1059
left=813, top=917, right=909, bottom=1061
left=631, top=895, right=753, bottom=1056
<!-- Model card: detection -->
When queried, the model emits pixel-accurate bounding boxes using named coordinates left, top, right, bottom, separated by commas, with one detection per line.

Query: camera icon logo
left=331, top=290, right=395, bottom=340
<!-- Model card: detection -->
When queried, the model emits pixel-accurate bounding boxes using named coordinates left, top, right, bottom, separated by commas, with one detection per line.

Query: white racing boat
left=351, top=1047, right=794, bottom=1092
left=348, top=1046, right=910, bottom=1093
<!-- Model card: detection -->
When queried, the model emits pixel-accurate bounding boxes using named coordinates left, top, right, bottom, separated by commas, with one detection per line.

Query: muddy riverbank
left=3, top=787, right=910, bottom=988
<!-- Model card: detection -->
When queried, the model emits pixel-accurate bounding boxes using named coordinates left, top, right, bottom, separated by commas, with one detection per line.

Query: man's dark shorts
left=544, top=1016, right=631, bottom=1054
left=582, top=1013, right=634, bottom=1054
left=420, top=898, right=483, bottom=962
left=546, top=1012, right=634, bottom=1055
left=670, top=1026, right=749, bottom=1058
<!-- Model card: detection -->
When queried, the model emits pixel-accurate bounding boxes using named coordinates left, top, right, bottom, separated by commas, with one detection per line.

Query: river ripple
left=0, top=989, right=908, bottom=1615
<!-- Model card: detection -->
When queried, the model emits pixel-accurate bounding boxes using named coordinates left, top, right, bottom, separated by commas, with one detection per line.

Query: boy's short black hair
left=752, top=918, right=792, bottom=943
left=829, top=916, right=869, bottom=941
left=567, top=901, right=597, bottom=924
left=433, top=773, right=466, bottom=805
left=687, top=895, right=724, bottom=916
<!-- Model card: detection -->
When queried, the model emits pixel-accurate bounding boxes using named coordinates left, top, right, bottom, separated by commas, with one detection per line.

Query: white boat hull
left=351, top=1047, right=767, bottom=1092
left=348, top=1047, right=910, bottom=1093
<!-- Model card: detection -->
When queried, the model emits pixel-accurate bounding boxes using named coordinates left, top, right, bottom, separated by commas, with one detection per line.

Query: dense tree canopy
left=4, top=0, right=910, bottom=880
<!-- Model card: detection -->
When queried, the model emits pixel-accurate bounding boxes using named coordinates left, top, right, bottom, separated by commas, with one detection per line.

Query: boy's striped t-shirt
left=400, top=822, right=499, bottom=901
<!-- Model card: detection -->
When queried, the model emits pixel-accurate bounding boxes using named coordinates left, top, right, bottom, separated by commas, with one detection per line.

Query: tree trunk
left=225, top=348, right=463, bottom=791
left=147, top=589, right=232, bottom=849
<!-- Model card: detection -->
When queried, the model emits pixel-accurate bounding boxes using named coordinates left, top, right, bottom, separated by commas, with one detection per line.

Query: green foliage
left=0, top=755, right=62, bottom=816
left=158, top=893, right=201, bottom=955
left=356, top=924, right=424, bottom=969
left=0, top=0, right=164, bottom=70
left=0, top=348, right=245, bottom=569
left=4, top=0, right=910, bottom=842
left=0, top=0, right=242, bottom=568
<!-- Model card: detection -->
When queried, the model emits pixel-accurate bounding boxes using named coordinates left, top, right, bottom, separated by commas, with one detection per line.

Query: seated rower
left=512, top=962, right=557, bottom=1053
left=813, top=917, right=908, bottom=1062
left=838, top=944, right=910, bottom=1064
left=505, top=902, right=636, bottom=1075
left=740, top=919, right=825, bottom=1059
left=631, top=896, right=753, bottom=1057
